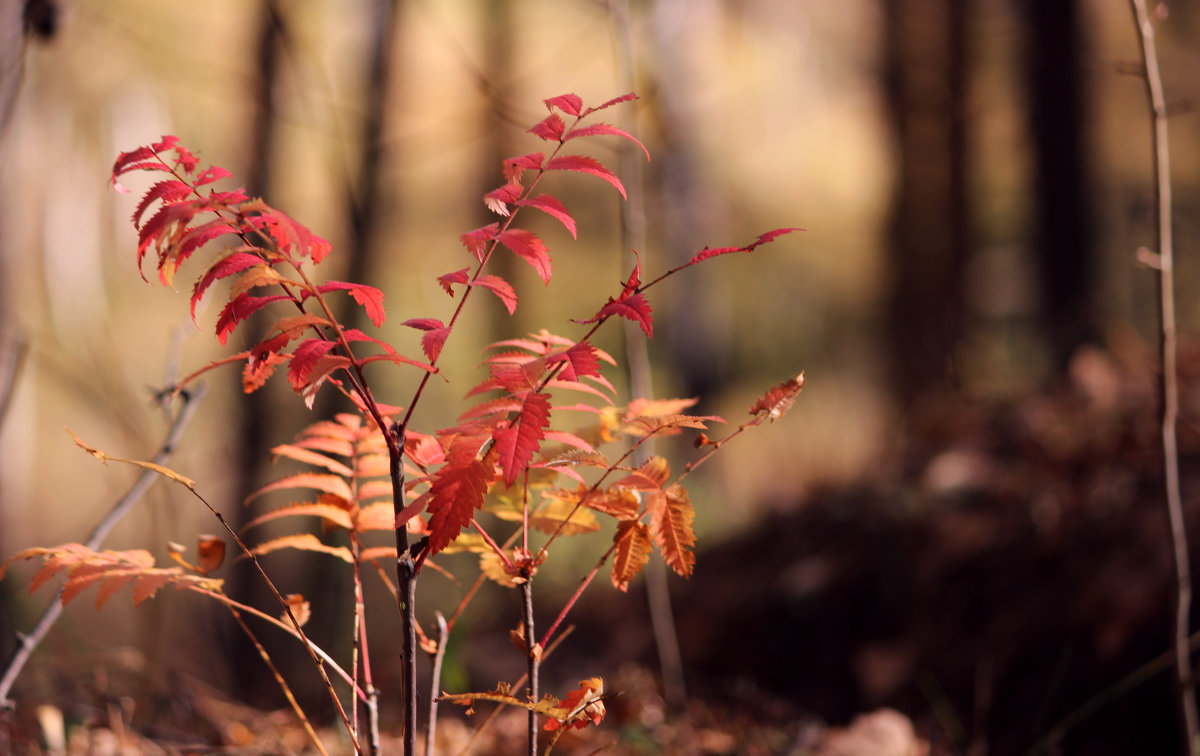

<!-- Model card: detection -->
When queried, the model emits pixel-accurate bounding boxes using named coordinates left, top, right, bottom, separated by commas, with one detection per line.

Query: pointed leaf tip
left=544, top=94, right=583, bottom=117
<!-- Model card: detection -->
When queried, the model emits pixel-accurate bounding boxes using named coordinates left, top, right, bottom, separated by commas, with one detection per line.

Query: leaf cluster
left=6, top=92, right=803, bottom=753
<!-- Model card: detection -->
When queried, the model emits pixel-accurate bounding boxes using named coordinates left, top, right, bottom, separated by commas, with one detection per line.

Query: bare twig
left=0, top=385, right=205, bottom=707
left=426, top=612, right=448, bottom=756
left=1028, top=627, right=1200, bottom=755
left=224, top=602, right=330, bottom=756
left=1128, top=2, right=1197, bottom=753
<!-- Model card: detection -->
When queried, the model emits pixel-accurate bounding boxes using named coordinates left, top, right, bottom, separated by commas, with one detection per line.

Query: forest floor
left=3, top=337, right=1198, bottom=755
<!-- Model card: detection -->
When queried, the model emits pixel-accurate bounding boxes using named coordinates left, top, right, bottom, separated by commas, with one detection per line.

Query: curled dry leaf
left=749, top=371, right=806, bottom=422
left=196, top=535, right=226, bottom=574
left=283, top=593, right=311, bottom=627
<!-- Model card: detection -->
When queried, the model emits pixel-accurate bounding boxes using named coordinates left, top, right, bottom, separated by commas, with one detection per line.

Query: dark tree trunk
left=882, top=0, right=971, bottom=407
left=1021, top=0, right=1094, bottom=369
left=477, top=0, right=518, bottom=340
left=340, top=0, right=402, bottom=331
left=226, top=0, right=287, bottom=705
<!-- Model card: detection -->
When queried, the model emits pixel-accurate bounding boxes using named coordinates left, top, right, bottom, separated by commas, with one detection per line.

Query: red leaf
left=317, top=282, right=386, bottom=327
left=403, top=317, right=444, bottom=332
left=133, top=180, right=190, bottom=227
left=358, top=352, right=437, bottom=373
left=515, top=194, right=577, bottom=238
left=461, top=223, right=500, bottom=261
left=298, top=356, right=351, bottom=408
left=172, top=144, right=199, bottom=173
left=545, top=155, right=626, bottom=199
left=244, top=207, right=330, bottom=263
left=689, top=227, right=801, bottom=264
left=749, top=372, right=805, bottom=421
left=215, top=294, right=290, bottom=345
left=172, top=218, right=238, bottom=272
left=502, top=153, right=544, bottom=183
left=403, top=318, right=451, bottom=362
left=687, top=246, right=740, bottom=264
left=137, top=200, right=193, bottom=268
left=152, top=135, right=180, bottom=153
left=564, top=123, right=650, bottom=162
left=206, top=188, right=250, bottom=206
left=544, top=94, right=583, bottom=117
left=489, top=358, right=547, bottom=394
left=424, top=329, right=450, bottom=362
left=583, top=92, right=638, bottom=116
left=579, top=293, right=653, bottom=338
left=195, top=166, right=232, bottom=187
left=473, top=275, right=518, bottom=314
left=111, top=146, right=158, bottom=191
left=749, top=226, right=802, bottom=250
left=438, top=267, right=471, bottom=296
left=493, top=391, right=551, bottom=486
left=529, top=113, right=566, bottom=141
left=191, top=252, right=263, bottom=321
left=547, top=341, right=601, bottom=381
left=287, top=338, right=338, bottom=389
left=497, top=229, right=551, bottom=284
left=484, top=183, right=522, bottom=216
left=425, top=458, right=493, bottom=555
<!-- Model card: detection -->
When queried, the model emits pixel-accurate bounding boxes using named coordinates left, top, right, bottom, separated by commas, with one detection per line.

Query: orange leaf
left=242, top=497, right=354, bottom=531
left=613, top=456, right=670, bottom=491
left=248, top=533, right=354, bottom=563
left=611, top=521, right=652, bottom=591
left=648, top=484, right=696, bottom=578
left=245, top=473, right=354, bottom=506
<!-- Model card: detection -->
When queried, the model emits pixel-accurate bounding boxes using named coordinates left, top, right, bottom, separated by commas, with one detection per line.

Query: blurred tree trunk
left=476, top=0, right=518, bottom=340
left=227, top=0, right=286, bottom=704
left=882, top=0, right=971, bottom=407
left=648, top=0, right=731, bottom=401
left=340, top=0, right=402, bottom=331
left=1021, top=0, right=1094, bottom=369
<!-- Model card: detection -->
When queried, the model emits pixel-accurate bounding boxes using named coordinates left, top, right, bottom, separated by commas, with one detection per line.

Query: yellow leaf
left=66, top=428, right=196, bottom=490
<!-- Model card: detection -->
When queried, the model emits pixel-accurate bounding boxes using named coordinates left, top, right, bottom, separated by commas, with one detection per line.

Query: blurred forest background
left=2, top=0, right=1200, bottom=753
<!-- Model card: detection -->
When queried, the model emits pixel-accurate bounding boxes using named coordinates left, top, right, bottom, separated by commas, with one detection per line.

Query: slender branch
left=1028, top=627, right=1200, bottom=756
left=351, top=533, right=380, bottom=756
left=1128, top=4, right=1197, bottom=754
left=0, top=386, right=205, bottom=707
left=522, top=579, right=538, bottom=756
left=189, top=587, right=361, bottom=695
left=175, top=477, right=364, bottom=752
left=223, top=602, right=330, bottom=756
left=426, top=612, right=449, bottom=756
left=452, top=626, right=575, bottom=756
